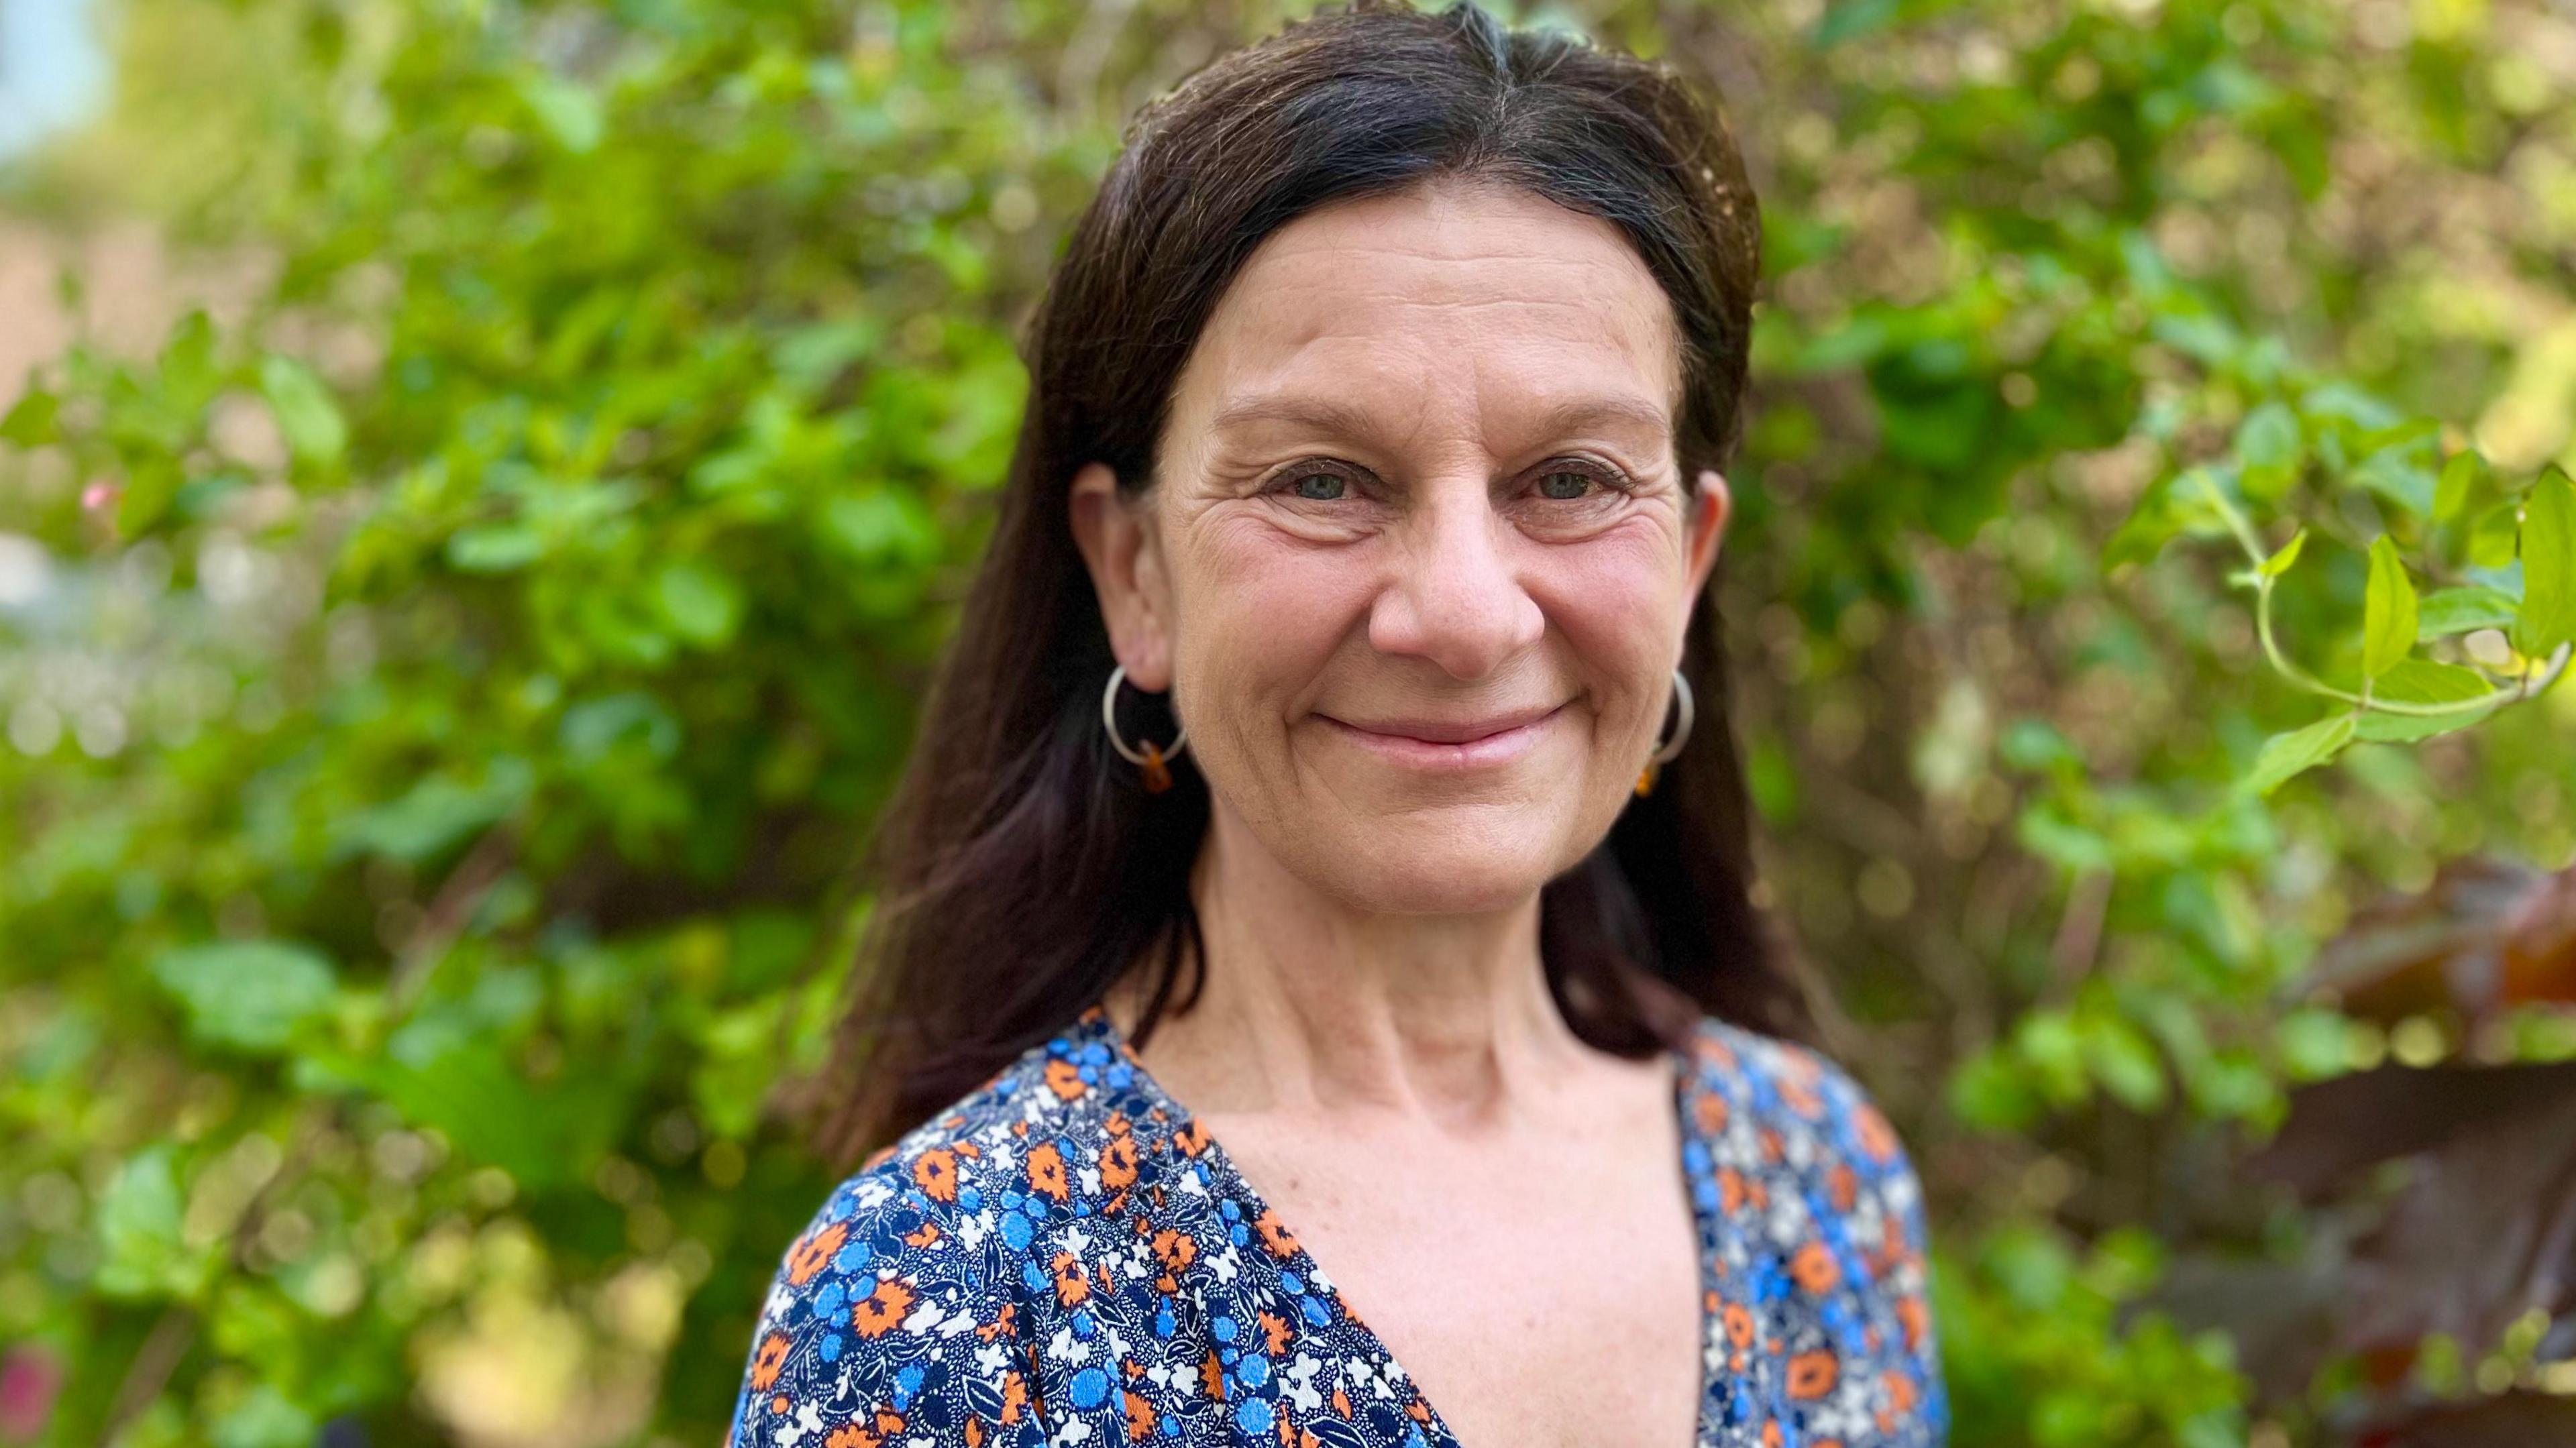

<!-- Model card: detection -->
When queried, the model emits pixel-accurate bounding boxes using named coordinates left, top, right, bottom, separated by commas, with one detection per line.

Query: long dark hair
left=806, top=0, right=1813, bottom=1170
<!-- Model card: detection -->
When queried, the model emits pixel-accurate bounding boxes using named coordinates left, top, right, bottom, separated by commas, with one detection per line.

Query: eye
left=1533, top=460, right=1629, bottom=501
left=1267, top=463, right=1356, bottom=502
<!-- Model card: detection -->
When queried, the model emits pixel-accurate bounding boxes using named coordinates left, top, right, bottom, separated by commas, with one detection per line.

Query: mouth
left=1316, top=703, right=1566, bottom=770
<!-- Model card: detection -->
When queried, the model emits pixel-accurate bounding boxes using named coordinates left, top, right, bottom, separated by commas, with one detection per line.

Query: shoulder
left=728, top=1034, right=1091, bottom=1448
left=1682, top=1014, right=1919, bottom=1186
left=1680, top=1015, right=1950, bottom=1444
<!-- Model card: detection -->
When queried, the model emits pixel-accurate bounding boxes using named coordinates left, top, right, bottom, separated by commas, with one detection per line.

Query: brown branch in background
left=99, top=1307, right=195, bottom=1447
left=386, top=819, right=520, bottom=1014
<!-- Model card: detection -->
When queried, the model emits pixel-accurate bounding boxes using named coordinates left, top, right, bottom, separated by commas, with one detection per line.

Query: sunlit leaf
left=2240, top=714, right=2355, bottom=797
left=2513, top=465, right=2575, bottom=660
left=149, top=941, right=339, bottom=1054
left=259, top=355, right=347, bottom=467
left=2415, top=586, right=2518, bottom=641
left=2363, top=536, right=2418, bottom=681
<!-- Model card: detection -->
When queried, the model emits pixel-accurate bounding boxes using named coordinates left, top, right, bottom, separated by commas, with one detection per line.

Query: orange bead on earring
left=1102, top=664, right=1189, bottom=794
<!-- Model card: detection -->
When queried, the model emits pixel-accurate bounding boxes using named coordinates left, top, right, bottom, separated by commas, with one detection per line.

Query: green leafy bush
left=3, top=0, right=2573, bottom=1444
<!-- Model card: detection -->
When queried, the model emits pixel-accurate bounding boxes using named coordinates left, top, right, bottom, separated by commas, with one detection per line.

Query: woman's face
left=1071, top=176, right=1729, bottom=915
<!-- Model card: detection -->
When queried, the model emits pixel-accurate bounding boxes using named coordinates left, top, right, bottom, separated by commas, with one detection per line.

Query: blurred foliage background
left=1, top=0, right=2573, bottom=1444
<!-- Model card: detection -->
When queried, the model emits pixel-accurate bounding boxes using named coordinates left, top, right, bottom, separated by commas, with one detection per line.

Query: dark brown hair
left=806, top=0, right=1811, bottom=1170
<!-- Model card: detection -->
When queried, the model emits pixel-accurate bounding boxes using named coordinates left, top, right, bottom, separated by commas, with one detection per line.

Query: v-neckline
left=1072, top=1003, right=1724, bottom=1448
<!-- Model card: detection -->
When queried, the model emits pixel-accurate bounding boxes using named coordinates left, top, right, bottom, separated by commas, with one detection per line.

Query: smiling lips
left=1318, top=703, right=1564, bottom=769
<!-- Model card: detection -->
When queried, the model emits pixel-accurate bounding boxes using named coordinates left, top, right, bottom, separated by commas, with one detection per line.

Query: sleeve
left=1825, top=1063, right=1951, bottom=1447
left=726, top=1171, right=1051, bottom=1448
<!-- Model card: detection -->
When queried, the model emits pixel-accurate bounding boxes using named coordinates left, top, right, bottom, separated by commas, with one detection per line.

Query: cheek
left=1533, top=527, right=1689, bottom=693
left=1169, top=514, right=1377, bottom=722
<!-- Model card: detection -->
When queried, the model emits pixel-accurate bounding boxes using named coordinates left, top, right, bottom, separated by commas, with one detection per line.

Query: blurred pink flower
left=0, top=1343, right=61, bottom=1442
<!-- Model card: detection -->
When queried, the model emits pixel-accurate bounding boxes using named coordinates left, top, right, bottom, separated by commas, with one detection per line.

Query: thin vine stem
left=2195, top=472, right=2558, bottom=718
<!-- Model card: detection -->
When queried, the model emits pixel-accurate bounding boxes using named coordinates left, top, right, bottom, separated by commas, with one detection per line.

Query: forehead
left=1169, top=179, right=1682, bottom=444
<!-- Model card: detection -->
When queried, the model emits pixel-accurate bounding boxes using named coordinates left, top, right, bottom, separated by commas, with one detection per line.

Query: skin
left=1069, top=175, right=1732, bottom=1448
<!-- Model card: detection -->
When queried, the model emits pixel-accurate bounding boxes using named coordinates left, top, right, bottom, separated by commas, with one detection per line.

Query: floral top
left=727, top=1005, right=1947, bottom=1448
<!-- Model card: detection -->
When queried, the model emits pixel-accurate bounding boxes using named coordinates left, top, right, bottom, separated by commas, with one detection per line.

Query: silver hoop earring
left=1102, top=663, right=1189, bottom=793
left=1635, top=667, right=1694, bottom=797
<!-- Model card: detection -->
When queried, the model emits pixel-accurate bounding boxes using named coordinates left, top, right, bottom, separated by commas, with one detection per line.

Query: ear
left=1683, top=468, right=1731, bottom=612
left=1067, top=461, right=1176, bottom=691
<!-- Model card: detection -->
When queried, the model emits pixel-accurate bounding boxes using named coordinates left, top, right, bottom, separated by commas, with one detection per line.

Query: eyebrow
left=1205, top=393, right=1672, bottom=446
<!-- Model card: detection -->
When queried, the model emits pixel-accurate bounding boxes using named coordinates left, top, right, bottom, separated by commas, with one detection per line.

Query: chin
left=1293, top=816, right=1579, bottom=915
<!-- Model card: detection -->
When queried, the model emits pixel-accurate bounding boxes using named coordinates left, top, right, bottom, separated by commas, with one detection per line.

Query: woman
left=729, top=3, right=1945, bottom=1445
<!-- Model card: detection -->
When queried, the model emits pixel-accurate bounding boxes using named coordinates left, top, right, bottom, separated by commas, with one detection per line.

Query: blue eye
left=1538, top=469, right=1595, bottom=500
left=1283, top=469, right=1346, bottom=501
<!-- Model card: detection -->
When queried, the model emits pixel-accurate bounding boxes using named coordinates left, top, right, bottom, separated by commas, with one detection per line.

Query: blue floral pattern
left=727, top=1005, right=1947, bottom=1447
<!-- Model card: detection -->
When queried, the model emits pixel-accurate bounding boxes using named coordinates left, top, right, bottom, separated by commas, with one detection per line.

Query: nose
left=1364, top=482, right=1546, bottom=681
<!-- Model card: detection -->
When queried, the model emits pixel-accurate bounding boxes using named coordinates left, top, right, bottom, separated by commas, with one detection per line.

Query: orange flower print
left=850, top=1277, right=916, bottom=1338
left=732, top=1010, right=1941, bottom=1448
left=1101, top=1133, right=1138, bottom=1190
left=1253, top=1207, right=1299, bottom=1259
left=1829, top=1162, right=1858, bottom=1213
left=1723, top=1301, right=1756, bottom=1349
left=913, top=1147, right=959, bottom=1203
left=1717, top=1167, right=1746, bottom=1215
left=1694, top=1090, right=1730, bottom=1134
left=750, top=1331, right=790, bottom=1390
left=1027, top=1141, right=1070, bottom=1201
left=1050, top=1250, right=1090, bottom=1306
left=1000, top=1370, right=1028, bottom=1424
left=1786, top=1349, right=1839, bottom=1400
left=1854, top=1101, right=1902, bottom=1163
left=1896, top=1293, right=1929, bottom=1353
left=1790, top=1241, right=1841, bottom=1295
left=787, top=1221, right=848, bottom=1286
left=1885, top=1366, right=1919, bottom=1414
left=1150, top=1227, right=1198, bottom=1276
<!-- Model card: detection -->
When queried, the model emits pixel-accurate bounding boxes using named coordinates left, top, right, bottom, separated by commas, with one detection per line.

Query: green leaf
left=2363, top=535, right=2418, bottom=681
left=2233, top=402, right=2300, bottom=498
left=2512, top=465, right=2575, bottom=659
left=1814, top=0, right=1900, bottom=48
left=2257, top=528, right=2306, bottom=579
left=2434, top=448, right=2485, bottom=521
left=0, top=388, right=59, bottom=446
left=2356, top=660, right=2505, bottom=742
left=521, top=74, right=604, bottom=153
left=2373, top=659, right=2499, bottom=706
left=2416, top=586, right=2519, bottom=640
left=446, top=523, right=545, bottom=573
left=95, top=1146, right=219, bottom=1300
left=150, top=941, right=339, bottom=1054
left=2082, top=1013, right=2169, bottom=1113
left=656, top=561, right=745, bottom=647
left=2239, top=714, right=2355, bottom=797
left=259, top=356, right=347, bottom=466
left=2355, top=703, right=2500, bottom=743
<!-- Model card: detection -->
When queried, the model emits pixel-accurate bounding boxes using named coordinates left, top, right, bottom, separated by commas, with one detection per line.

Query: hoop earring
left=1102, top=663, right=1189, bottom=794
left=1634, top=666, right=1695, bottom=797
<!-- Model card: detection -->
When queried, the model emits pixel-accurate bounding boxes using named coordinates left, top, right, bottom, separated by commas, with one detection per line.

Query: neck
left=1104, top=806, right=1597, bottom=1132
